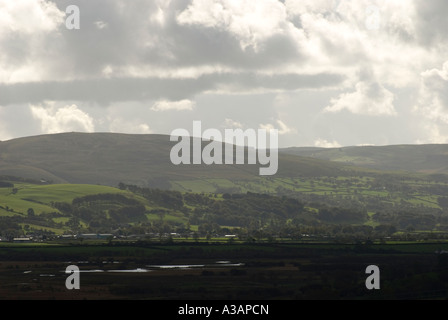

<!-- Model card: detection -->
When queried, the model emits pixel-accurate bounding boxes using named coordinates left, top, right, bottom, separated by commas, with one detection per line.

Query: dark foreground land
left=0, top=241, right=448, bottom=300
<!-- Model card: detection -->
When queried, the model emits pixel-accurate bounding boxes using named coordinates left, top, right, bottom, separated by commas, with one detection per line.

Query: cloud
left=0, top=0, right=435, bottom=88
left=324, top=74, right=396, bottom=116
left=0, top=0, right=447, bottom=148
left=0, top=0, right=65, bottom=83
left=415, top=125, right=448, bottom=144
left=260, top=119, right=295, bottom=135
left=29, top=102, right=94, bottom=134
left=108, top=119, right=152, bottom=134
left=0, top=72, right=344, bottom=107
left=0, top=0, right=63, bottom=35
left=415, top=0, right=448, bottom=47
left=94, top=20, right=108, bottom=29
left=151, top=99, right=196, bottom=112
left=0, top=108, right=14, bottom=141
left=222, top=118, right=243, bottom=128
left=314, top=138, right=342, bottom=148
left=412, top=61, right=448, bottom=145
left=177, top=0, right=292, bottom=51
left=413, top=61, right=448, bottom=124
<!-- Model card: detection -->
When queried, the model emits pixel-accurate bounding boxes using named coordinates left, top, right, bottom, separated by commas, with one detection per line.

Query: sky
left=0, top=0, right=448, bottom=148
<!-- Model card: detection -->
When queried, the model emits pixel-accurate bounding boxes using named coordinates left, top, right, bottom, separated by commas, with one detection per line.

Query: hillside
left=1, top=132, right=448, bottom=238
left=1, top=178, right=447, bottom=239
left=0, top=132, right=348, bottom=188
left=280, top=144, right=448, bottom=175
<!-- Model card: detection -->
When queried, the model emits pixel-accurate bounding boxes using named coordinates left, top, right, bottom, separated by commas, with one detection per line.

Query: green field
left=171, top=176, right=445, bottom=212
left=1, top=170, right=447, bottom=237
left=0, top=183, right=160, bottom=235
left=0, top=184, right=137, bottom=216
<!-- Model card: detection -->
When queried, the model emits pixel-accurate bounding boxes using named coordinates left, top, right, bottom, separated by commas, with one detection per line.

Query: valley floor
left=0, top=241, right=447, bottom=300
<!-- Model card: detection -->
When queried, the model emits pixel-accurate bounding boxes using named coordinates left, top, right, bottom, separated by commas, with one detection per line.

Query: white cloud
left=415, top=125, right=448, bottom=144
left=314, top=138, right=342, bottom=148
left=413, top=61, right=448, bottom=124
left=109, top=119, right=152, bottom=134
left=222, top=118, right=243, bottom=128
left=94, top=21, right=108, bottom=29
left=0, top=0, right=65, bottom=83
left=412, top=61, right=448, bottom=145
left=0, top=0, right=447, bottom=148
left=177, top=0, right=292, bottom=51
left=284, top=0, right=430, bottom=88
left=30, top=102, right=94, bottom=134
left=324, top=79, right=396, bottom=116
left=151, top=99, right=196, bottom=112
left=356, top=143, right=375, bottom=147
left=260, top=119, right=295, bottom=135
left=0, top=0, right=64, bottom=35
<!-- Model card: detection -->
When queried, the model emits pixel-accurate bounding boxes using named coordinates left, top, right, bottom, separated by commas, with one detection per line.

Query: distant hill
left=280, top=144, right=448, bottom=175
left=3, top=133, right=447, bottom=190
left=1, top=133, right=448, bottom=235
left=0, top=132, right=346, bottom=188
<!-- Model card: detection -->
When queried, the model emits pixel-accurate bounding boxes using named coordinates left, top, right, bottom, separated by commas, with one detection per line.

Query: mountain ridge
left=0, top=132, right=347, bottom=187
left=1, top=132, right=447, bottom=188
left=280, top=144, right=448, bottom=174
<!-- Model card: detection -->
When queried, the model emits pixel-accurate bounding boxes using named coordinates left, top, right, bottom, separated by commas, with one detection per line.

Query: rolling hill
left=1, top=132, right=448, bottom=193
left=0, top=132, right=348, bottom=188
left=1, top=133, right=448, bottom=236
left=280, top=144, right=448, bottom=175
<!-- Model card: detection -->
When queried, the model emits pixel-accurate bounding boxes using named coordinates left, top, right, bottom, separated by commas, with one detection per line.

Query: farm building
left=13, top=237, right=32, bottom=243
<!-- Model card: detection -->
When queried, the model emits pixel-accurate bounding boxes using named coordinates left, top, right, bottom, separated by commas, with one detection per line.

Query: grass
left=0, top=184, right=140, bottom=216
left=16, top=184, right=132, bottom=203
left=52, top=217, right=70, bottom=224
left=0, top=166, right=446, bottom=237
left=146, top=212, right=187, bottom=224
left=19, top=223, right=64, bottom=235
left=0, top=186, right=55, bottom=215
left=0, top=182, right=159, bottom=235
left=364, top=212, right=380, bottom=227
left=0, top=242, right=61, bottom=247
left=171, top=180, right=218, bottom=193
left=169, top=176, right=444, bottom=213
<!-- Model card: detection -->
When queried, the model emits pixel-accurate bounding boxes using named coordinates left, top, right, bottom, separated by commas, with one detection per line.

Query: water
left=60, top=261, right=244, bottom=273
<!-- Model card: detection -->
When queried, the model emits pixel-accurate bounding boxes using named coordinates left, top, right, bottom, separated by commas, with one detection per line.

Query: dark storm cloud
left=414, top=0, right=448, bottom=47
left=0, top=0, right=320, bottom=106
left=42, top=0, right=307, bottom=79
left=0, top=72, right=344, bottom=105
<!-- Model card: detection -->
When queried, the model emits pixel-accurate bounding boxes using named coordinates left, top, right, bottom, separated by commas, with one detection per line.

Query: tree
left=67, top=217, right=81, bottom=232
left=193, top=232, right=199, bottom=242
left=27, top=208, right=35, bottom=217
left=118, top=182, right=126, bottom=190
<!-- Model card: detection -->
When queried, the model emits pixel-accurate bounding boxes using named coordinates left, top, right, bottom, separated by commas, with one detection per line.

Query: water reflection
left=59, top=261, right=244, bottom=273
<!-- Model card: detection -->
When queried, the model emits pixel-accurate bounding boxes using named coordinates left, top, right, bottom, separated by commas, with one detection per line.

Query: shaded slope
left=0, top=132, right=346, bottom=188
left=280, top=144, right=448, bottom=174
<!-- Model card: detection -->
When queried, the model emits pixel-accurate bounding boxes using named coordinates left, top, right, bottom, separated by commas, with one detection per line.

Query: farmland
left=0, top=170, right=448, bottom=240
left=0, top=133, right=448, bottom=300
